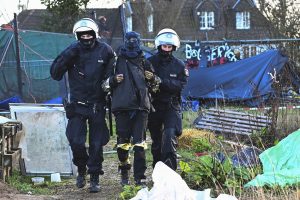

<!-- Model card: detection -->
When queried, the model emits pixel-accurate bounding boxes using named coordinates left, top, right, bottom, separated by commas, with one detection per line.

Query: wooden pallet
left=194, top=108, right=272, bottom=135
left=0, top=121, right=22, bottom=182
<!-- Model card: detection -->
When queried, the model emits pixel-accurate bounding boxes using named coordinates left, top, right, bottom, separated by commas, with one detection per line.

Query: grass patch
left=182, top=111, right=198, bottom=129
left=7, top=170, right=71, bottom=195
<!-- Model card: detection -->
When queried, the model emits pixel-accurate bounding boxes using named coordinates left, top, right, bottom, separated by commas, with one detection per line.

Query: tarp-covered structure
left=182, top=49, right=289, bottom=106
left=0, top=29, right=75, bottom=103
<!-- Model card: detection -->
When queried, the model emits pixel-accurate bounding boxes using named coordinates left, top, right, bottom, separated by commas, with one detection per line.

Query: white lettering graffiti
left=186, top=44, right=201, bottom=60
left=185, top=43, right=237, bottom=63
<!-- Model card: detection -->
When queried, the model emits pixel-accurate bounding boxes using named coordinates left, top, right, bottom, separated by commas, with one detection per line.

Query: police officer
left=50, top=18, right=115, bottom=193
left=103, top=31, right=159, bottom=186
left=147, top=28, right=188, bottom=171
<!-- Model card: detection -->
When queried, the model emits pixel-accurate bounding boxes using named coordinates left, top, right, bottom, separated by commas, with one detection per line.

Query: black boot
left=133, top=146, right=147, bottom=186
left=76, top=167, right=86, bottom=188
left=89, top=174, right=100, bottom=193
left=134, top=175, right=147, bottom=187
left=118, top=164, right=131, bottom=186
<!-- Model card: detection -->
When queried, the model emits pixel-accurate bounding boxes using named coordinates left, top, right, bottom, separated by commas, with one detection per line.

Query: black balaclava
left=158, top=45, right=175, bottom=58
left=77, top=30, right=96, bottom=49
left=120, top=31, right=142, bottom=58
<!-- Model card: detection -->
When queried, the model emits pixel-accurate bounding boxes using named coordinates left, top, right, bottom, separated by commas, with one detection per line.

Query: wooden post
left=13, top=13, right=23, bottom=99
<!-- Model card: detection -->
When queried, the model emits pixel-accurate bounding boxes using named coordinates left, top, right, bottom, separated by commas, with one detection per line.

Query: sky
left=0, top=0, right=122, bottom=25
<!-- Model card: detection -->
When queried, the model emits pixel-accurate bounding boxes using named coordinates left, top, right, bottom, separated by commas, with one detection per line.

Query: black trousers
left=66, top=103, right=109, bottom=175
left=148, top=107, right=182, bottom=171
left=115, top=110, right=148, bottom=179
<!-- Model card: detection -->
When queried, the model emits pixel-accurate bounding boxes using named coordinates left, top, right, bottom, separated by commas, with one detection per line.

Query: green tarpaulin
left=0, top=29, right=74, bottom=102
left=245, top=129, right=300, bottom=187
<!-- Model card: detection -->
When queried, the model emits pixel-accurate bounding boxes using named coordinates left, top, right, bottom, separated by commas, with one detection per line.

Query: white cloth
left=130, top=161, right=237, bottom=200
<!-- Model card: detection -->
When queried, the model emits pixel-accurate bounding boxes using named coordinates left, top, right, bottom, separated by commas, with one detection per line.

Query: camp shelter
left=0, top=29, right=75, bottom=103
left=182, top=49, right=290, bottom=106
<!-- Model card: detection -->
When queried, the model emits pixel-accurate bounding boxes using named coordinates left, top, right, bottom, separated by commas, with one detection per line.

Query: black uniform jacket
left=147, top=53, right=188, bottom=109
left=110, top=54, right=155, bottom=113
left=50, top=39, right=115, bottom=104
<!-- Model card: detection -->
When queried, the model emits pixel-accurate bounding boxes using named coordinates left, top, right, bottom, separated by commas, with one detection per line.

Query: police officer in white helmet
left=147, top=28, right=188, bottom=171
left=50, top=18, right=116, bottom=193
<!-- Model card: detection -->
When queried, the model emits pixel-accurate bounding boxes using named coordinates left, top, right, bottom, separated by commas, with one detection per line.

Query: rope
left=18, top=39, right=52, bottom=63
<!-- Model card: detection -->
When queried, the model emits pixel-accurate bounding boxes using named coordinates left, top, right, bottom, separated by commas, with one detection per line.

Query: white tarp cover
left=9, top=103, right=73, bottom=175
left=131, top=161, right=237, bottom=200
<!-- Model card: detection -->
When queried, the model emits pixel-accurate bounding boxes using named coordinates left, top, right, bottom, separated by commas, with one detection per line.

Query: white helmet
left=154, top=28, right=180, bottom=50
left=73, top=18, right=99, bottom=40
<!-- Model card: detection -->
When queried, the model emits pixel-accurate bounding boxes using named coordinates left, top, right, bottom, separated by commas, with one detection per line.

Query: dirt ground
left=0, top=140, right=153, bottom=200
left=0, top=153, right=153, bottom=200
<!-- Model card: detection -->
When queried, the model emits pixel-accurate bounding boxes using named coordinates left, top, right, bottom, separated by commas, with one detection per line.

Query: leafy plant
left=179, top=155, right=262, bottom=195
left=250, top=127, right=275, bottom=149
left=191, top=137, right=214, bottom=153
left=119, top=185, right=142, bottom=200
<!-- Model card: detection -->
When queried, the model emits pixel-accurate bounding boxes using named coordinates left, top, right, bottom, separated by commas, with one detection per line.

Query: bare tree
left=40, top=0, right=90, bottom=33
left=257, top=0, right=300, bottom=38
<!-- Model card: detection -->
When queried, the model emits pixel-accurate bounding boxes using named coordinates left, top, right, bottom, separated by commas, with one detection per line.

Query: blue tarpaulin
left=0, top=96, right=23, bottom=110
left=182, top=49, right=288, bottom=106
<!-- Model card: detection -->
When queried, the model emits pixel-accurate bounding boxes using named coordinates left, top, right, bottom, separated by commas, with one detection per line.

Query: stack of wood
left=0, top=116, right=22, bottom=182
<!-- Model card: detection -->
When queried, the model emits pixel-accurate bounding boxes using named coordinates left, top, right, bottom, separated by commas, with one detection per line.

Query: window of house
left=126, top=16, right=132, bottom=32
left=198, top=11, right=214, bottom=30
left=236, top=12, right=250, bottom=29
left=147, top=14, right=153, bottom=32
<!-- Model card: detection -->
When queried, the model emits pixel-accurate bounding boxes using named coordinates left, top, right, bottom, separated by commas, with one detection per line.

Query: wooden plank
left=205, top=111, right=271, bottom=124
left=195, top=108, right=271, bottom=136
left=202, top=114, right=271, bottom=127
left=196, top=121, right=254, bottom=134
left=195, top=124, right=252, bottom=135
left=199, top=117, right=266, bottom=130
left=208, top=108, right=269, bottom=119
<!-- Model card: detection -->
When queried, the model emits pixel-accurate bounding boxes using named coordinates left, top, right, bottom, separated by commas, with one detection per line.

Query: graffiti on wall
left=185, top=42, right=273, bottom=68
left=185, top=43, right=238, bottom=68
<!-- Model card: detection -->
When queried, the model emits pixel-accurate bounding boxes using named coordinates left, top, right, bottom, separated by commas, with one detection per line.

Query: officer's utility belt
left=75, top=101, right=102, bottom=114
left=76, top=101, right=96, bottom=107
left=74, top=101, right=100, bottom=107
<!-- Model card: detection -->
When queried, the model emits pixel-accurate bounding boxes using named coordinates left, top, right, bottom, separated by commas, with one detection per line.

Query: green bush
left=119, top=185, right=142, bottom=200
left=179, top=155, right=262, bottom=195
